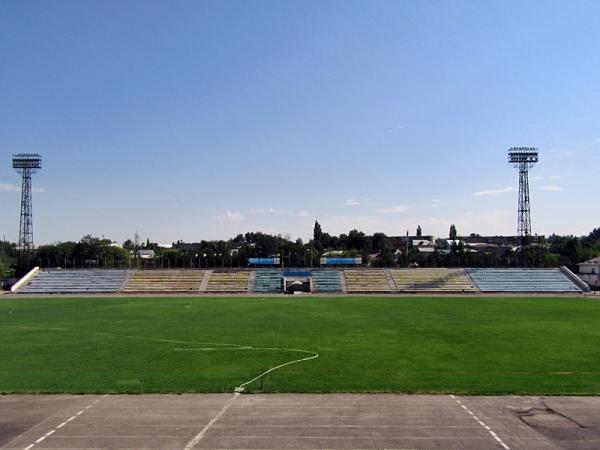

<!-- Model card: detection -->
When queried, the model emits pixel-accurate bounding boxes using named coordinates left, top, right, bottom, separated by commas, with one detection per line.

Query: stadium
left=2, top=2, right=600, bottom=450
left=2, top=148, right=600, bottom=450
left=1, top=149, right=599, bottom=449
left=4, top=148, right=594, bottom=297
left=7, top=265, right=592, bottom=295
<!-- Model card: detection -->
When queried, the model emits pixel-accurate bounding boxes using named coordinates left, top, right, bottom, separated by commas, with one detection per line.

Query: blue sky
left=1, top=0, right=599, bottom=245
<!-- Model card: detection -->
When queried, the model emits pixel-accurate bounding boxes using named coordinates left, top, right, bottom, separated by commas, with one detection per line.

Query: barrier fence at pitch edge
left=12, top=267, right=587, bottom=294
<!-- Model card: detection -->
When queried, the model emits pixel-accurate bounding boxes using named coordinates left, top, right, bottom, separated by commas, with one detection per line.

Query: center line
left=183, top=393, right=240, bottom=450
left=22, top=395, right=107, bottom=450
left=450, top=395, right=510, bottom=450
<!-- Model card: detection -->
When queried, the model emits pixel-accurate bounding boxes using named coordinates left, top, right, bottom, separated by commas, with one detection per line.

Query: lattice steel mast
left=12, top=154, right=42, bottom=252
left=508, top=147, right=538, bottom=249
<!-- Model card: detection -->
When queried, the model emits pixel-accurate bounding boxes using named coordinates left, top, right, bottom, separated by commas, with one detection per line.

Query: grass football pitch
left=0, top=296, right=599, bottom=395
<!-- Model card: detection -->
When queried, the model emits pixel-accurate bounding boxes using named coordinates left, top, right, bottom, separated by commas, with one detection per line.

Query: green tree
left=347, top=229, right=370, bottom=253
left=371, top=233, right=387, bottom=252
left=449, top=224, right=457, bottom=240
left=0, top=241, right=16, bottom=279
left=380, top=238, right=394, bottom=267
left=313, top=221, right=323, bottom=244
left=36, top=242, right=77, bottom=267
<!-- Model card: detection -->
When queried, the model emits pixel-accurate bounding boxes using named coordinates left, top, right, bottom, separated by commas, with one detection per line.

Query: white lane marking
left=235, top=348, right=319, bottom=392
left=174, top=345, right=318, bottom=393
left=4, top=325, right=319, bottom=394
left=22, top=395, right=107, bottom=450
left=183, top=393, right=240, bottom=450
left=450, top=395, right=510, bottom=450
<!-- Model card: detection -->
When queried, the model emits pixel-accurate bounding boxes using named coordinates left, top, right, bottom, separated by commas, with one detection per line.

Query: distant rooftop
left=579, top=257, right=600, bottom=266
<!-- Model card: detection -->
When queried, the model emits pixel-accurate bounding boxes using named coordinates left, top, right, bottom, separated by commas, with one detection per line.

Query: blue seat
left=253, top=270, right=283, bottom=292
left=466, top=268, right=581, bottom=293
left=18, top=269, right=129, bottom=294
left=312, top=270, right=343, bottom=292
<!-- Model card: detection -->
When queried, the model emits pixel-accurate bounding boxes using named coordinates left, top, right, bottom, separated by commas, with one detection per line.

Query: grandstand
left=122, top=270, right=204, bottom=293
left=12, top=267, right=587, bottom=295
left=344, top=269, right=394, bottom=293
left=17, top=269, right=128, bottom=294
left=312, top=270, right=344, bottom=293
left=253, top=269, right=283, bottom=292
left=390, top=268, right=477, bottom=293
left=466, top=268, right=583, bottom=293
left=204, top=270, right=251, bottom=292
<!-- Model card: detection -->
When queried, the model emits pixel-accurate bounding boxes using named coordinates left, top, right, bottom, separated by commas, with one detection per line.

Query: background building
left=578, top=257, right=600, bottom=289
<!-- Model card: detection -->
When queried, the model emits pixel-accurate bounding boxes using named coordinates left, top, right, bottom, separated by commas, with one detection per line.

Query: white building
left=138, top=250, right=155, bottom=259
left=412, top=239, right=435, bottom=248
left=578, top=257, right=600, bottom=289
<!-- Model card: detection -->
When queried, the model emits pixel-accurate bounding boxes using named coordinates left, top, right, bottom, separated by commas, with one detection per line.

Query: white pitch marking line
left=22, top=395, right=107, bottom=450
left=450, top=395, right=510, bottom=450
left=183, top=393, right=240, bottom=450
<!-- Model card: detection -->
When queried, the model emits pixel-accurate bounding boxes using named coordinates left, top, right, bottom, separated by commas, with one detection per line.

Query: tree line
left=1, top=223, right=599, bottom=280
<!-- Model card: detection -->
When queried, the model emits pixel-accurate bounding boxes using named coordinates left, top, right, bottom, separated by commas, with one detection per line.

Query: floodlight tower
left=508, top=147, right=538, bottom=249
left=12, top=154, right=42, bottom=252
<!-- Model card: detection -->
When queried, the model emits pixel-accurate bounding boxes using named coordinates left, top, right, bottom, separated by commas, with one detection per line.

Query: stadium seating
left=390, top=268, right=477, bottom=292
left=122, top=270, right=204, bottom=293
left=14, top=267, right=584, bottom=295
left=343, top=269, right=393, bottom=293
left=204, top=270, right=251, bottom=292
left=466, top=268, right=582, bottom=293
left=253, top=269, right=283, bottom=292
left=312, top=270, right=343, bottom=293
left=17, top=269, right=128, bottom=294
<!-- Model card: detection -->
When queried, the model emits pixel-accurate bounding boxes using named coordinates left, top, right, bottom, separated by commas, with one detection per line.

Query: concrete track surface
left=1, top=394, right=599, bottom=450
